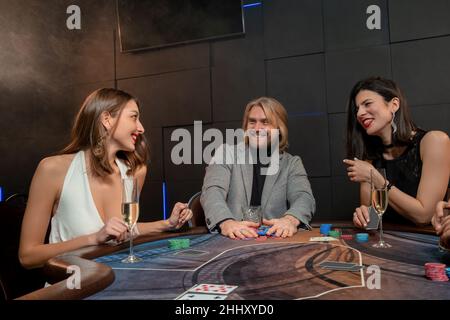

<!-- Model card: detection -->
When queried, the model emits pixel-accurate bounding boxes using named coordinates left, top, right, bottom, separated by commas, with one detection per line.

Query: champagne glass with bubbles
left=371, top=169, right=391, bottom=248
left=121, top=177, right=142, bottom=263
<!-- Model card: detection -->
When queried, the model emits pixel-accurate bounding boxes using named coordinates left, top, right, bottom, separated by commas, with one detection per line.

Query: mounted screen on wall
left=117, top=0, right=245, bottom=53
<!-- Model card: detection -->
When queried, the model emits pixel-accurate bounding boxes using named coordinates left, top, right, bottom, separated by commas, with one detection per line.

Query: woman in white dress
left=19, top=88, right=192, bottom=269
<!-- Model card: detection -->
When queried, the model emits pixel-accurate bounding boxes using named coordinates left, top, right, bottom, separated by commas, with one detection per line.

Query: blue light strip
left=243, top=2, right=262, bottom=8
left=162, top=182, right=167, bottom=219
left=0, top=186, right=3, bottom=202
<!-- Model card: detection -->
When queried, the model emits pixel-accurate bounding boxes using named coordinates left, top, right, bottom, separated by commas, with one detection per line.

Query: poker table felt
left=19, top=224, right=450, bottom=300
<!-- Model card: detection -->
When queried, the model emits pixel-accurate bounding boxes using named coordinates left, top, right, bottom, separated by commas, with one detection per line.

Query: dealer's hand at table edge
left=264, top=214, right=300, bottom=238
left=219, top=219, right=259, bottom=239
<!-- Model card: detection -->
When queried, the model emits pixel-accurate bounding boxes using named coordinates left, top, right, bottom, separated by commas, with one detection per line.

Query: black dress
left=372, top=130, right=449, bottom=225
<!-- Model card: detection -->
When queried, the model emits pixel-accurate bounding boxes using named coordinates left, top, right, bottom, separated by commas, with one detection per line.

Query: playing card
left=319, top=261, right=358, bottom=270
left=176, top=292, right=227, bottom=300
left=188, top=283, right=238, bottom=295
left=365, top=206, right=380, bottom=230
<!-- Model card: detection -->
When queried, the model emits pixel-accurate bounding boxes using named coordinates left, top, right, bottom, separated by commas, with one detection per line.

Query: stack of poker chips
left=168, top=238, right=190, bottom=250
left=355, top=233, right=369, bottom=243
left=320, top=224, right=332, bottom=236
left=446, top=267, right=450, bottom=279
left=257, top=225, right=270, bottom=236
left=424, top=263, right=449, bottom=281
left=328, top=230, right=341, bottom=238
left=341, top=234, right=353, bottom=240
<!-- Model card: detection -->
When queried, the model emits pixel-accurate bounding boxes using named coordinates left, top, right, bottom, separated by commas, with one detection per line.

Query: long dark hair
left=61, top=88, right=149, bottom=177
left=346, top=77, right=416, bottom=160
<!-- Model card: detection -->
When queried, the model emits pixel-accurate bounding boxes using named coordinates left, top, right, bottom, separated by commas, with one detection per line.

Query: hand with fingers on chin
left=343, top=158, right=375, bottom=184
left=167, top=202, right=191, bottom=230
left=263, top=215, right=299, bottom=238
left=219, top=219, right=259, bottom=240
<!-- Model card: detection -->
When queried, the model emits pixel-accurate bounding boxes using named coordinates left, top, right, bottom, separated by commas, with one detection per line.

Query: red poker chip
left=424, top=262, right=449, bottom=281
left=424, top=263, right=446, bottom=268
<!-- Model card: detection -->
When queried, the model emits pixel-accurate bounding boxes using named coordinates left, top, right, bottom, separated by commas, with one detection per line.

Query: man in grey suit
left=200, top=97, right=315, bottom=239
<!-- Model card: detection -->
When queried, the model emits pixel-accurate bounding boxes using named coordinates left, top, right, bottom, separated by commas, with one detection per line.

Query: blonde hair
left=61, top=88, right=149, bottom=177
left=242, top=97, right=289, bottom=152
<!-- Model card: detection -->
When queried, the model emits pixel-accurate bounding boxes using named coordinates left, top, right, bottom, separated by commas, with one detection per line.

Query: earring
left=93, top=132, right=108, bottom=157
left=391, top=112, right=397, bottom=134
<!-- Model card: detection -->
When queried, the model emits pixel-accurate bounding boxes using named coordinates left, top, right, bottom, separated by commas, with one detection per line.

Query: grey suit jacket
left=200, top=144, right=315, bottom=231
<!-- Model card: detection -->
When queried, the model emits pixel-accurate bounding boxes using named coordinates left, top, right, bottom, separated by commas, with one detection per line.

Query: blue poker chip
left=320, top=224, right=332, bottom=235
left=356, top=233, right=369, bottom=238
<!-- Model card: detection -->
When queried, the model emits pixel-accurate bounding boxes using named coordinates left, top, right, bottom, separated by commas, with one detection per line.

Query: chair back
left=187, top=191, right=206, bottom=227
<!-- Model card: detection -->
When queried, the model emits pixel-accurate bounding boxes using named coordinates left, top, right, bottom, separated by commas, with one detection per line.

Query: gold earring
left=93, top=132, right=107, bottom=157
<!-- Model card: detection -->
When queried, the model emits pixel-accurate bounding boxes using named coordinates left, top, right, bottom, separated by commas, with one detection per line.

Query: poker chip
left=257, top=225, right=270, bottom=236
left=320, top=224, right=332, bottom=236
left=341, top=234, right=353, bottom=240
left=328, top=230, right=341, bottom=238
left=424, top=263, right=449, bottom=281
left=355, top=233, right=369, bottom=243
left=256, top=236, right=267, bottom=241
left=168, top=238, right=190, bottom=249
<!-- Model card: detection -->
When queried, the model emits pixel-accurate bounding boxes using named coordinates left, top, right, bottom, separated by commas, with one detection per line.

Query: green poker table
left=18, top=223, right=450, bottom=300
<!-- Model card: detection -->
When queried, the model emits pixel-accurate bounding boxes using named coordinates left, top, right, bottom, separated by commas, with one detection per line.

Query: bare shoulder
left=36, top=154, right=76, bottom=178
left=421, top=131, right=450, bottom=149
left=420, top=131, right=450, bottom=162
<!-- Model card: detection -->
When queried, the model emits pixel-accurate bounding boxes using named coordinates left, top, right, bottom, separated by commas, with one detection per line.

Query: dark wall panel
left=118, top=68, right=212, bottom=127
left=212, top=5, right=265, bottom=122
left=411, top=104, right=450, bottom=135
left=329, top=113, right=347, bottom=176
left=145, top=128, right=164, bottom=182
left=140, top=181, right=164, bottom=222
left=266, top=54, right=326, bottom=114
left=163, top=124, right=212, bottom=182
left=0, top=80, right=114, bottom=198
left=392, top=36, right=450, bottom=107
left=116, top=41, right=210, bottom=79
left=323, top=0, right=389, bottom=51
left=331, top=176, right=360, bottom=219
left=165, top=180, right=203, bottom=216
left=309, top=177, right=332, bottom=221
left=263, top=0, right=323, bottom=59
left=33, top=81, right=115, bottom=140
left=389, top=0, right=450, bottom=42
left=326, top=45, right=391, bottom=113
left=0, top=0, right=115, bottom=88
left=288, top=115, right=330, bottom=177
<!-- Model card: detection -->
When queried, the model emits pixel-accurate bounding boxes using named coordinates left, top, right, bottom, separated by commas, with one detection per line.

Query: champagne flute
left=121, top=177, right=142, bottom=263
left=371, top=169, right=391, bottom=248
